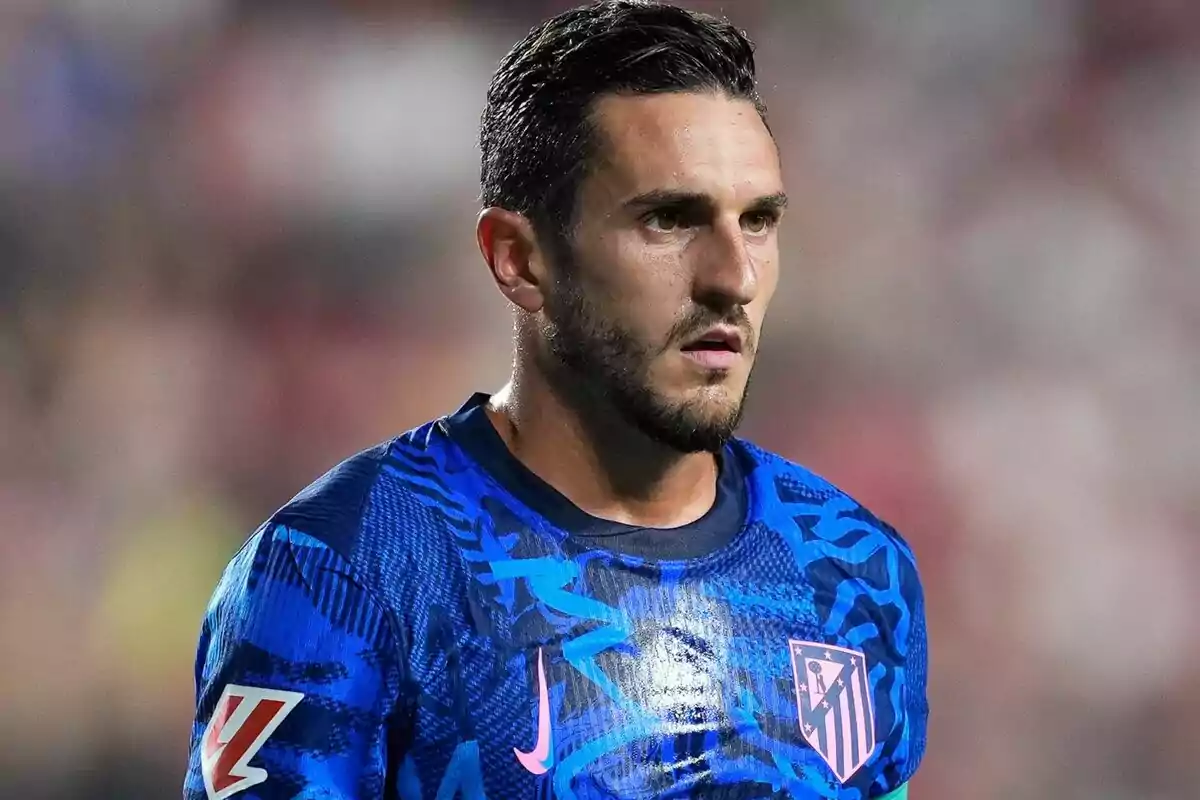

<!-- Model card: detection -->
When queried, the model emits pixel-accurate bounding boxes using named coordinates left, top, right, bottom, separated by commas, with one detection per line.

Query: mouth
left=679, top=325, right=745, bottom=370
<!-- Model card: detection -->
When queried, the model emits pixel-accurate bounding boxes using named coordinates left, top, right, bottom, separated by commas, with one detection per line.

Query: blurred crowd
left=1, top=1, right=1198, bottom=797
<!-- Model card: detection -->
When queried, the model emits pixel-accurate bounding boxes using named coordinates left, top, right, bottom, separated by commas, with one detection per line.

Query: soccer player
left=184, top=2, right=928, bottom=798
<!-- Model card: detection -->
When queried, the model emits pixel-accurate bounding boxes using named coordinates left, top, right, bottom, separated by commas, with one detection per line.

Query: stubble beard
left=538, top=275, right=750, bottom=454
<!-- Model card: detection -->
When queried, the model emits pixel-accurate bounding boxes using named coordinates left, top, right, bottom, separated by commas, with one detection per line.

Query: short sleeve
left=183, top=525, right=404, bottom=799
left=901, top=577, right=929, bottom=784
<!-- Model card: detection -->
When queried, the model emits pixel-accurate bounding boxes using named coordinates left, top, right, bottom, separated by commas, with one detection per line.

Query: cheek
left=753, top=251, right=781, bottom=307
left=593, top=242, right=687, bottom=332
left=743, top=258, right=778, bottom=351
left=574, top=236, right=638, bottom=298
left=610, top=239, right=687, bottom=294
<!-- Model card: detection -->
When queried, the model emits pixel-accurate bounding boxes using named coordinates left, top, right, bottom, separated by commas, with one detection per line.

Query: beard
left=537, top=272, right=753, bottom=454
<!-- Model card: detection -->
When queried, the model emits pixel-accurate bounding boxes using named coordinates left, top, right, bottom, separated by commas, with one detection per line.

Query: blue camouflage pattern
left=185, top=406, right=927, bottom=799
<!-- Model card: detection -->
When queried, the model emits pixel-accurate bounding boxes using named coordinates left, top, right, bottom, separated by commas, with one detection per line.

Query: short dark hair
left=479, top=0, right=766, bottom=246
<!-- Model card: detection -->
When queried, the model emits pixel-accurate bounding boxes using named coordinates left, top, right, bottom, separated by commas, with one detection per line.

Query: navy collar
left=441, top=393, right=748, bottom=560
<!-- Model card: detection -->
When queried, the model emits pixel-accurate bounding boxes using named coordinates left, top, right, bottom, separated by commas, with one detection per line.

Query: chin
left=599, top=362, right=751, bottom=452
left=681, top=379, right=745, bottom=410
left=645, top=390, right=746, bottom=453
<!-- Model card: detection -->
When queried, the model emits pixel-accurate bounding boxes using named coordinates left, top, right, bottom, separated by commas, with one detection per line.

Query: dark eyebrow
left=622, top=189, right=789, bottom=214
left=623, top=189, right=710, bottom=212
left=747, top=192, right=789, bottom=214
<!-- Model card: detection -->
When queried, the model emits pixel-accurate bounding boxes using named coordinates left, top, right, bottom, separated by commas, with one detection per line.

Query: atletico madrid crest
left=789, top=639, right=876, bottom=783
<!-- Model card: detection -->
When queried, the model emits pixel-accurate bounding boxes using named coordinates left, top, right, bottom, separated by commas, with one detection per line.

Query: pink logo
left=789, top=640, right=876, bottom=784
left=514, top=647, right=553, bottom=775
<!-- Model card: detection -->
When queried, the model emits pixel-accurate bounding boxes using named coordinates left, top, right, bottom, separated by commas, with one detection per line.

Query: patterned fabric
left=184, top=396, right=927, bottom=799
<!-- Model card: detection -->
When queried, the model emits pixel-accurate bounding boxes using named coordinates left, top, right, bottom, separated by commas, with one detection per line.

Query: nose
left=692, top=217, right=759, bottom=309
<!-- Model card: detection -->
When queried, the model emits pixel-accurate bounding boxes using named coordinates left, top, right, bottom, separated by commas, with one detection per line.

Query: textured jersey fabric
left=184, top=394, right=927, bottom=799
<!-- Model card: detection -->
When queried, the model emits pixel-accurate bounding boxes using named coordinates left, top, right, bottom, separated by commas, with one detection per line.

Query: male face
left=539, top=91, right=786, bottom=452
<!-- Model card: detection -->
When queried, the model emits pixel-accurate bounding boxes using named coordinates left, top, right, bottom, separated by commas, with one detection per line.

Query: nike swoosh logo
left=514, top=647, right=553, bottom=775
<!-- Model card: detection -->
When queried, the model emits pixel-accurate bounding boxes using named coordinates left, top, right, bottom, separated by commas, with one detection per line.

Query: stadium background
left=2, top=1, right=1198, bottom=797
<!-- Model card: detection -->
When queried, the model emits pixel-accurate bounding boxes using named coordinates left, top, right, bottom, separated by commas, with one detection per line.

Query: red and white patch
left=200, top=684, right=304, bottom=800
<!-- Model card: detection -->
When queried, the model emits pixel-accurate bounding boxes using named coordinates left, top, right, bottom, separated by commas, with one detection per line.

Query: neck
left=485, top=362, right=719, bottom=529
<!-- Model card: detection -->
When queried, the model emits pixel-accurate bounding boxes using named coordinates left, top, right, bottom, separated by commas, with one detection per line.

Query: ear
left=476, top=207, right=547, bottom=313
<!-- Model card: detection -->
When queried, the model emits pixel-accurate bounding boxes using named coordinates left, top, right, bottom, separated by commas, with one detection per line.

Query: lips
left=679, top=325, right=746, bottom=370
left=680, top=326, right=744, bottom=354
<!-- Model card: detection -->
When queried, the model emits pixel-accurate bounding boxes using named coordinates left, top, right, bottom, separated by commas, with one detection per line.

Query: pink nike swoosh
left=514, top=647, right=552, bottom=775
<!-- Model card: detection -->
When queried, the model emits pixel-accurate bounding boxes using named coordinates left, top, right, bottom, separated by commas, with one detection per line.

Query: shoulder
left=205, top=419, right=469, bottom=637
left=732, top=438, right=923, bottom=587
left=214, top=418, right=471, bottom=601
left=265, top=418, right=465, bottom=564
left=205, top=439, right=399, bottom=630
left=271, top=439, right=394, bottom=554
left=734, top=440, right=930, bottom=787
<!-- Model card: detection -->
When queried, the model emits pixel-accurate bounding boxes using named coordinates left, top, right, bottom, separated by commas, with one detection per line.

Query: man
left=184, top=2, right=928, bottom=798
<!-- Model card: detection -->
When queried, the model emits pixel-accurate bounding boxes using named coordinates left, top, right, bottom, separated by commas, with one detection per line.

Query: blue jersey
left=185, top=394, right=927, bottom=799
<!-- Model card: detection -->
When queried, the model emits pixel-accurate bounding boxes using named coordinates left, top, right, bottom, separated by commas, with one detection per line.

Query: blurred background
left=2, top=0, right=1198, bottom=797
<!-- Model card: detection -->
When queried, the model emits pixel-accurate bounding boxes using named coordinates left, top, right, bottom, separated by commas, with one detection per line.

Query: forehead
left=587, top=92, right=782, bottom=201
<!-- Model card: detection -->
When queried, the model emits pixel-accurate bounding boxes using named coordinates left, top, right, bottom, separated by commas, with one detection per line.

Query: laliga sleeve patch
left=200, top=684, right=305, bottom=800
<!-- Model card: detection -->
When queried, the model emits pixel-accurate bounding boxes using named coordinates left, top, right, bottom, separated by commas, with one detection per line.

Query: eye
left=742, top=210, right=778, bottom=234
left=642, top=208, right=687, bottom=233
